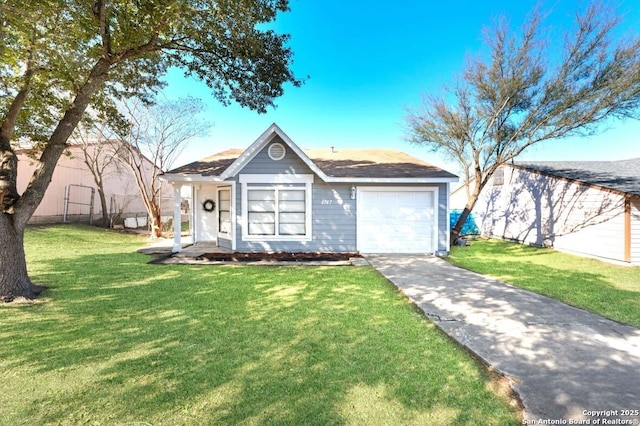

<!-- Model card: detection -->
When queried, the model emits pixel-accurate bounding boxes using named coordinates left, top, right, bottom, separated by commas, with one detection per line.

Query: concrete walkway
left=367, top=254, right=640, bottom=424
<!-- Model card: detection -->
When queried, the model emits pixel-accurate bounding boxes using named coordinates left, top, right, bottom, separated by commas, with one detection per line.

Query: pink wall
left=17, top=145, right=173, bottom=223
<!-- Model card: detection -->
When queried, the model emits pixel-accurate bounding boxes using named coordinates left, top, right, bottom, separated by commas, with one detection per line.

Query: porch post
left=172, top=184, right=182, bottom=253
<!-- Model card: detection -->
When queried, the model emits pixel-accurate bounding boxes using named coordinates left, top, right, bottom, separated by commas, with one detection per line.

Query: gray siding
left=311, top=183, right=357, bottom=251
left=235, top=182, right=357, bottom=252
left=217, top=237, right=232, bottom=250
left=227, top=138, right=451, bottom=253
left=231, top=139, right=357, bottom=252
left=238, top=136, right=312, bottom=176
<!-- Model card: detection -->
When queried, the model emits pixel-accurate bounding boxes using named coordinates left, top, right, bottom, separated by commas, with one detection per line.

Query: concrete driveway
left=366, top=254, right=640, bottom=424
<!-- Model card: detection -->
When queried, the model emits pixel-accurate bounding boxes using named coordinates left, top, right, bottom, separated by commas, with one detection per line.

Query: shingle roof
left=303, top=149, right=457, bottom=179
left=168, top=149, right=244, bottom=175
left=515, top=158, right=640, bottom=197
left=167, top=147, right=457, bottom=180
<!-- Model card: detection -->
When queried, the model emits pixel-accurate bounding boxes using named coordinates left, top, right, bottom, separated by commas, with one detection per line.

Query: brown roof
left=304, top=148, right=457, bottom=178
left=167, top=147, right=457, bottom=179
left=168, top=149, right=245, bottom=175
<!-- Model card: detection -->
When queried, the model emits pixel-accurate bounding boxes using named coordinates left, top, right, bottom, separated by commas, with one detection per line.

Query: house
left=161, top=124, right=459, bottom=254
left=17, top=144, right=172, bottom=226
left=458, top=159, right=640, bottom=265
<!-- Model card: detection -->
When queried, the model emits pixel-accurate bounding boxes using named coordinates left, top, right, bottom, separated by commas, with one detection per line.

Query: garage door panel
left=397, top=208, right=432, bottom=220
left=357, top=189, right=436, bottom=254
left=359, top=208, right=386, bottom=220
left=395, top=192, right=415, bottom=204
left=362, top=208, right=433, bottom=221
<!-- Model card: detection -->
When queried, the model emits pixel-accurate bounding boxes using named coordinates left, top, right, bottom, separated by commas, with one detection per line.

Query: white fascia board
left=239, top=173, right=314, bottom=184
left=219, top=123, right=330, bottom=182
left=273, top=128, right=329, bottom=181
left=160, top=173, right=224, bottom=183
left=325, top=177, right=459, bottom=184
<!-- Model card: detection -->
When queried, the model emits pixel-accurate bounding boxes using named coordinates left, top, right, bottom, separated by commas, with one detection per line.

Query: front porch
left=138, top=239, right=233, bottom=264
left=168, top=182, right=235, bottom=253
left=173, top=242, right=232, bottom=258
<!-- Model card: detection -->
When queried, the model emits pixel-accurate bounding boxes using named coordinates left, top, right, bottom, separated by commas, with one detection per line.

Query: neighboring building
left=17, top=144, right=172, bottom=226
left=162, top=123, right=459, bottom=254
left=455, top=159, right=640, bottom=265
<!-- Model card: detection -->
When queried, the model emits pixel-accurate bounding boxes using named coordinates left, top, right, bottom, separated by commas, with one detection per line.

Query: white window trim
left=217, top=186, right=233, bottom=240
left=240, top=174, right=313, bottom=242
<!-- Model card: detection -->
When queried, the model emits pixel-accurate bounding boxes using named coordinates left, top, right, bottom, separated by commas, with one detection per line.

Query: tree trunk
left=97, top=186, right=110, bottom=227
left=452, top=206, right=472, bottom=241
left=451, top=181, right=483, bottom=242
left=98, top=188, right=111, bottom=228
left=0, top=58, right=112, bottom=301
left=151, top=212, right=162, bottom=238
left=0, top=215, right=46, bottom=302
left=148, top=199, right=162, bottom=238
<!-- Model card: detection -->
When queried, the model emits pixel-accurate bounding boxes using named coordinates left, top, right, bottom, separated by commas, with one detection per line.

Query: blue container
left=450, top=210, right=479, bottom=235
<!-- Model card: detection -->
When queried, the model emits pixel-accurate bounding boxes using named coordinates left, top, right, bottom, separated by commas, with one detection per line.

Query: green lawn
left=448, top=238, right=640, bottom=328
left=0, top=225, right=520, bottom=425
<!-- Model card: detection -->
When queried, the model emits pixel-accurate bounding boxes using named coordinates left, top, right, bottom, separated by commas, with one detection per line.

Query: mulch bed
left=197, top=252, right=362, bottom=262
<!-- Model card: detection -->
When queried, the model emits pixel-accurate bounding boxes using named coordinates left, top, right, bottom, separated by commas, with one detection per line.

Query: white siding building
left=461, top=159, right=640, bottom=265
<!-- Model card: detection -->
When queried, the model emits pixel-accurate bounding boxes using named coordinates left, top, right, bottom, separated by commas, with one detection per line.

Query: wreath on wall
left=202, top=199, right=215, bottom=212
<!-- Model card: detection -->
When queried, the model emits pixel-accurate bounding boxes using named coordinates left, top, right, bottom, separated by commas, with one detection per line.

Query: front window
left=218, top=188, right=231, bottom=235
left=240, top=174, right=313, bottom=241
left=248, top=189, right=275, bottom=235
left=247, top=188, right=306, bottom=236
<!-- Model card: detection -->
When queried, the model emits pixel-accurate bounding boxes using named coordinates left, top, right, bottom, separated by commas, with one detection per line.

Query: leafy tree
left=405, top=1, right=640, bottom=241
left=0, top=0, right=301, bottom=301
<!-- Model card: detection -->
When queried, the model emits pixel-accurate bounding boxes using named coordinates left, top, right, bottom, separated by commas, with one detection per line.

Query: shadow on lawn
left=370, top=255, right=640, bottom=420
left=0, top=250, right=519, bottom=425
left=448, top=251, right=640, bottom=328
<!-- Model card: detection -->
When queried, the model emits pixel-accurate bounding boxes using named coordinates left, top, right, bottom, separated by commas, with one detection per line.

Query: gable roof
left=218, top=123, right=330, bottom=181
left=165, top=123, right=458, bottom=183
left=514, top=158, right=640, bottom=197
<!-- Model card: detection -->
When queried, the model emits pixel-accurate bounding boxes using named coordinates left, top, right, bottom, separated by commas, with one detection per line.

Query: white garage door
left=357, top=188, right=437, bottom=253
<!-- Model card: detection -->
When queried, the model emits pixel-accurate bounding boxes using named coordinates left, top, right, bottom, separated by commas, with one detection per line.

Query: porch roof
left=168, top=149, right=245, bottom=176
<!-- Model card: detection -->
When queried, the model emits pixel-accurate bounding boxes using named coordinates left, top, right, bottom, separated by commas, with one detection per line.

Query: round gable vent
left=268, top=142, right=286, bottom=161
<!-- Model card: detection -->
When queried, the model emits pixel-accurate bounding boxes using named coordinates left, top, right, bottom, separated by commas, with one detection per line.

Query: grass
left=448, top=238, right=640, bottom=328
left=0, top=225, right=520, bottom=425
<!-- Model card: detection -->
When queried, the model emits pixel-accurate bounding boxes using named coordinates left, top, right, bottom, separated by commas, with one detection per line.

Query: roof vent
left=268, top=142, right=286, bottom=161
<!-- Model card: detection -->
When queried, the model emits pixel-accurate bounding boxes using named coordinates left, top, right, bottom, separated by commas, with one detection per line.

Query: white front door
left=196, top=186, right=218, bottom=242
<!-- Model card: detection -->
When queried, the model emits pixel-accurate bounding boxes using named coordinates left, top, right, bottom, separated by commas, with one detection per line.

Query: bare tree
left=116, top=97, right=210, bottom=238
left=405, top=1, right=640, bottom=241
left=70, top=121, right=126, bottom=227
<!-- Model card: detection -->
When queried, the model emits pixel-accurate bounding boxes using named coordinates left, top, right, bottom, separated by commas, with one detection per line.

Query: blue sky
left=165, top=0, right=640, bottom=174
